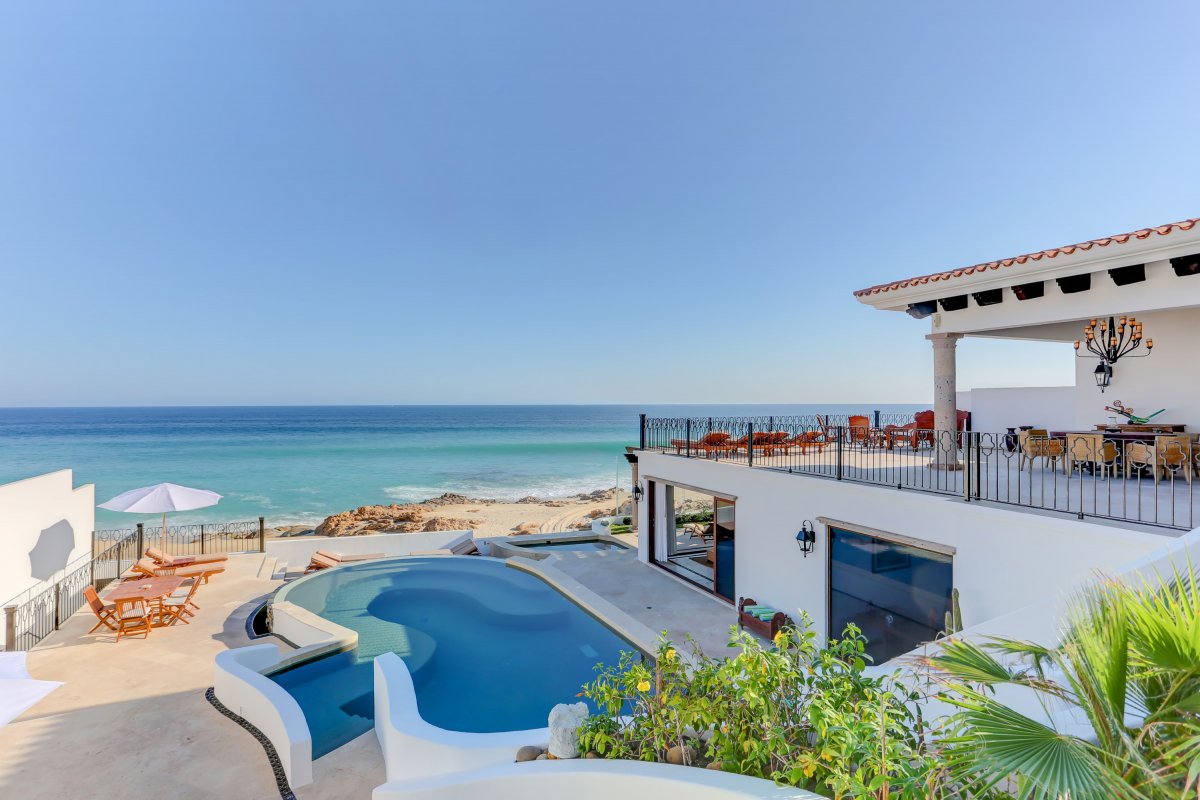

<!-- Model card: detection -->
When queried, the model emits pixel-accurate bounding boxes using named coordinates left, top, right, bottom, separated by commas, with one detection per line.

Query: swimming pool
left=269, top=557, right=638, bottom=758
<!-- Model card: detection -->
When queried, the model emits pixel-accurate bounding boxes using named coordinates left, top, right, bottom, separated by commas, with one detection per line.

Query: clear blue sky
left=2, top=1, right=1197, bottom=406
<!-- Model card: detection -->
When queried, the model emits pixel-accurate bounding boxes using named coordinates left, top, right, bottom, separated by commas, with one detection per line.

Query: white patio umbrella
left=98, top=482, right=223, bottom=551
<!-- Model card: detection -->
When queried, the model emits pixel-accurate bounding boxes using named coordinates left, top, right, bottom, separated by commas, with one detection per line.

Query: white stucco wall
left=1071, top=306, right=1200, bottom=429
left=0, top=470, right=95, bottom=605
left=962, top=386, right=1076, bottom=433
left=636, top=453, right=1169, bottom=651
left=265, top=530, right=472, bottom=569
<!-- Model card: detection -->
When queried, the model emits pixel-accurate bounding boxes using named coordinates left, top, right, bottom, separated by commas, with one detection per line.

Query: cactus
left=943, top=588, right=962, bottom=636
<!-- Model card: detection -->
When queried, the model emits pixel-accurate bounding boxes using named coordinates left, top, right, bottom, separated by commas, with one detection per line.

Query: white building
left=632, top=217, right=1200, bottom=664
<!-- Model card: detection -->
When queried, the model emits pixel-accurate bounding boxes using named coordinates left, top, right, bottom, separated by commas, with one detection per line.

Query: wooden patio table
left=106, top=576, right=186, bottom=627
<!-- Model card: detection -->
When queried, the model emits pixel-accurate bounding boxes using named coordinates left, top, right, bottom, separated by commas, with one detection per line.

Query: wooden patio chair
left=847, top=414, right=878, bottom=448
left=1066, top=433, right=1119, bottom=479
left=1125, top=435, right=1193, bottom=484
left=159, top=578, right=202, bottom=625
left=114, top=597, right=152, bottom=641
left=84, top=585, right=117, bottom=633
left=1019, top=429, right=1066, bottom=473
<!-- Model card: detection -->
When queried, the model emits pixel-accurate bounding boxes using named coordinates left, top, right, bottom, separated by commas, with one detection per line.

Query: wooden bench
left=738, top=597, right=789, bottom=641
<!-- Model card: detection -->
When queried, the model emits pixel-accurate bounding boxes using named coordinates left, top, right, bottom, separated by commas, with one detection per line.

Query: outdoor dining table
left=106, top=575, right=186, bottom=627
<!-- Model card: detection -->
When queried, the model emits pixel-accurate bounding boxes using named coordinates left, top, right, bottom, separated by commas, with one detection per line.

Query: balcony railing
left=3, top=518, right=266, bottom=651
left=639, top=415, right=1196, bottom=531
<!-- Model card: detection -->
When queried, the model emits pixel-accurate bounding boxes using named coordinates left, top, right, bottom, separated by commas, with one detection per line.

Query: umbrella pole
left=162, top=512, right=167, bottom=553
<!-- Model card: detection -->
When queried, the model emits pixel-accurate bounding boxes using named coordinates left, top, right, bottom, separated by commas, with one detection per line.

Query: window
left=828, top=526, right=952, bottom=664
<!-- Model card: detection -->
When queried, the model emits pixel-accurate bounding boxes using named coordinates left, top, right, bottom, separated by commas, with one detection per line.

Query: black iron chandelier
left=1073, top=315, right=1153, bottom=392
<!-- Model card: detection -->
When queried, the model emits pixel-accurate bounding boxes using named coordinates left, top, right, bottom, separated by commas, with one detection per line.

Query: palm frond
left=953, top=697, right=1121, bottom=800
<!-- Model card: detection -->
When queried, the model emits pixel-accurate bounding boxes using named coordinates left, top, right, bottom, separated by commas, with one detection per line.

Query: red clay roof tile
left=854, top=218, right=1200, bottom=298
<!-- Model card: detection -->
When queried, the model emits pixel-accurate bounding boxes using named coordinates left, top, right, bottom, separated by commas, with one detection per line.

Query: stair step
left=256, top=556, right=278, bottom=580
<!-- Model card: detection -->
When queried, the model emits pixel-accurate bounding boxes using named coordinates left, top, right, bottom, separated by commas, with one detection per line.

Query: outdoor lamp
left=796, top=520, right=816, bottom=557
left=632, top=484, right=644, bottom=503
left=1094, top=362, right=1113, bottom=392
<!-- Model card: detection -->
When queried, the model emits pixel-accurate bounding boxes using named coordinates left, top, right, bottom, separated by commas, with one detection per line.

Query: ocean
left=0, top=404, right=923, bottom=528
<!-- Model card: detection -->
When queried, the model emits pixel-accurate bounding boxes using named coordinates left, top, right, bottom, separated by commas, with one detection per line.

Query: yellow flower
left=637, top=680, right=651, bottom=692
left=802, top=762, right=817, bottom=778
left=773, top=631, right=785, bottom=646
left=664, top=648, right=676, bottom=660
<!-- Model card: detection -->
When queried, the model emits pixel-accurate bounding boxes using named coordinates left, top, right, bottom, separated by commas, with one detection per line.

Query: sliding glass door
left=828, top=526, right=952, bottom=664
left=650, top=482, right=734, bottom=600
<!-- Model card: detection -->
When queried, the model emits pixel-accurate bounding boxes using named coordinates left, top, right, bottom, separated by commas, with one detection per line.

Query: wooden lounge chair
left=146, top=546, right=228, bottom=567
left=129, top=557, right=225, bottom=583
left=303, top=549, right=385, bottom=574
left=669, top=432, right=734, bottom=457
left=159, top=578, right=202, bottom=625
left=114, top=597, right=152, bottom=641
left=787, top=430, right=828, bottom=453
left=84, top=585, right=117, bottom=633
left=847, top=414, right=877, bottom=448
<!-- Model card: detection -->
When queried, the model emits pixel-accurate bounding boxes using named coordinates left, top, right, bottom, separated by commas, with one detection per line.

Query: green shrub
left=673, top=512, right=714, bottom=525
left=578, top=615, right=984, bottom=799
left=608, top=524, right=632, bottom=534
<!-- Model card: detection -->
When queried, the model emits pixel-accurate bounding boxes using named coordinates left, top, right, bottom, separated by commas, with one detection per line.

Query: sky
left=1, top=1, right=1198, bottom=406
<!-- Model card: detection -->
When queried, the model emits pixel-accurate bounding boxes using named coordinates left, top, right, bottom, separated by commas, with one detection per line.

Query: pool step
left=256, top=556, right=281, bottom=581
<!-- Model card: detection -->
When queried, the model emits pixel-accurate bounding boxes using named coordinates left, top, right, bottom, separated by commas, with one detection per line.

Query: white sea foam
left=381, top=475, right=618, bottom=504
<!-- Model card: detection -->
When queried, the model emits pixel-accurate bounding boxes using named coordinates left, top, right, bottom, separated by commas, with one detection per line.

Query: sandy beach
left=266, top=488, right=631, bottom=540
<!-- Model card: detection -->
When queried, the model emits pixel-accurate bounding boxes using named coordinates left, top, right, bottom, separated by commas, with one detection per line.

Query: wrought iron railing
left=639, top=416, right=1196, bottom=531
left=3, top=518, right=266, bottom=651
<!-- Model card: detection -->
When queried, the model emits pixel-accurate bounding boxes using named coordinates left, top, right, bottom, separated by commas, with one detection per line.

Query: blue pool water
left=269, top=557, right=639, bottom=757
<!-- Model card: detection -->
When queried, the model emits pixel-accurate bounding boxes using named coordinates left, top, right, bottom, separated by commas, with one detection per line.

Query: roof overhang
left=855, top=218, right=1200, bottom=313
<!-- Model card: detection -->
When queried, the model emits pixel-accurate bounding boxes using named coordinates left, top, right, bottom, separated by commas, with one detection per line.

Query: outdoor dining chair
left=113, top=597, right=153, bottom=641
left=83, top=586, right=117, bottom=633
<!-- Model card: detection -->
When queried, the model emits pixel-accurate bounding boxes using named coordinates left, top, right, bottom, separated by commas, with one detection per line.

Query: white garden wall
left=0, top=470, right=94, bottom=605
left=962, top=386, right=1076, bottom=433
left=265, top=530, right=472, bottom=569
left=636, top=452, right=1170, bottom=652
left=1071, top=306, right=1200, bottom=429
left=372, top=759, right=822, bottom=800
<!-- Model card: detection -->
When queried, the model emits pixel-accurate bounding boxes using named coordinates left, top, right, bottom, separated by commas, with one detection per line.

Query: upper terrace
left=638, top=413, right=1198, bottom=532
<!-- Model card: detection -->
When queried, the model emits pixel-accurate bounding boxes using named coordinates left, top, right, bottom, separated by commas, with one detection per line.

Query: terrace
left=639, top=414, right=1199, bottom=532
left=0, top=532, right=734, bottom=800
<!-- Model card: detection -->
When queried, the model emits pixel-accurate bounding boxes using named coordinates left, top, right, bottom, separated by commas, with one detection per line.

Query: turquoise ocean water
left=0, top=405, right=922, bottom=528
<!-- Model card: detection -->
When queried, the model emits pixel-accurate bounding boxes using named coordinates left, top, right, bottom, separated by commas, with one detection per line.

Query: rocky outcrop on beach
left=575, top=488, right=618, bottom=503
left=420, top=516, right=477, bottom=532
left=314, top=504, right=427, bottom=537
left=423, top=493, right=496, bottom=508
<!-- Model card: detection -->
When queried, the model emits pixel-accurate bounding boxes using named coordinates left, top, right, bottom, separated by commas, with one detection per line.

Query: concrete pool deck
left=0, top=543, right=736, bottom=799
left=0, top=554, right=385, bottom=800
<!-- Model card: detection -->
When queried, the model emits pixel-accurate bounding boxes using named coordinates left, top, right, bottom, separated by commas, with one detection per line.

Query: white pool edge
left=370, top=758, right=825, bottom=799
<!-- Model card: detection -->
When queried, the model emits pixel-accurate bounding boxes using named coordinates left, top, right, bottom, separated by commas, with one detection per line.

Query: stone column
left=927, top=332, right=964, bottom=469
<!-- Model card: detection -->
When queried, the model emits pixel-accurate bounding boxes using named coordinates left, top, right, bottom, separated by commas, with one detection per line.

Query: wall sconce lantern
left=632, top=484, right=644, bottom=503
left=1074, top=315, right=1152, bottom=393
left=796, top=520, right=816, bottom=558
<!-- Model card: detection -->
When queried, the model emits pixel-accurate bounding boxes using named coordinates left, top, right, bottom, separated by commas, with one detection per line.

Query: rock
left=512, top=522, right=541, bottom=535
left=587, top=509, right=608, bottom=519
left=666, top=744, right=697, bottom=766
left=314, top=504, right=426, bottom=537
left=421, top=516, right=476, bottom=532
left=515, top=745, right=543, bottom=762
left=547, top=702, right=589, bottom=759
left=584, top=751, right=599, bottom=759
left=575, top=488, right=617, bottom=503
left=535, top=754, right=547, bottom=760
left=516, top=495, right=543, bottom=505
left=706, top=761, right=723, bottom=770
left=572, top=520, right=593, bottom=530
